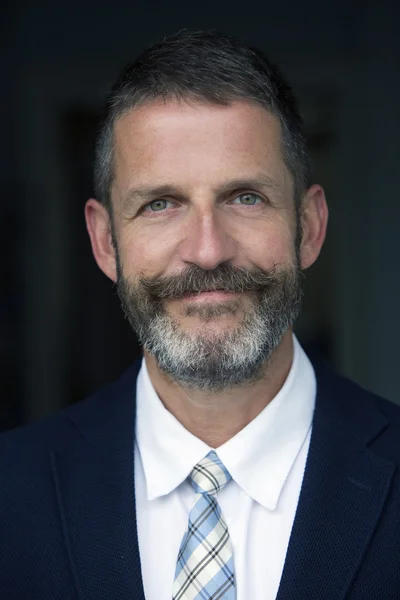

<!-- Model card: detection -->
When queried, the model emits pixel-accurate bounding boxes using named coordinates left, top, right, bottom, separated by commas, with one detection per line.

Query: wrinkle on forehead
left=112, top=99, right=293, bottom=209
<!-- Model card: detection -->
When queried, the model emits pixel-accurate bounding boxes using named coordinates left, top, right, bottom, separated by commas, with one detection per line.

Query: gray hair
left=94, top=30, right=312, bottom=217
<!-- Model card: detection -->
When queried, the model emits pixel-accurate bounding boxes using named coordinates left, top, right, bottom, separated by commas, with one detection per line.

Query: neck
left=144, top=330, right=295, bottom=448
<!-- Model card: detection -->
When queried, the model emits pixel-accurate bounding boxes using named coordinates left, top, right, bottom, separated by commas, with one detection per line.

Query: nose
left=179, top=206, right=237, bottom=270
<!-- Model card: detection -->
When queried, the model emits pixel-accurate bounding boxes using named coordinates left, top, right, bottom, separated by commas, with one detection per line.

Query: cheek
left=118, top=226, right=179, bottom=277
left=239, top=221, right=296, bottom=269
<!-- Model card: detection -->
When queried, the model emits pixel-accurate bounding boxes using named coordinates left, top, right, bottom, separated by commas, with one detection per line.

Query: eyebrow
left=121, top=173, right=283, bottom=209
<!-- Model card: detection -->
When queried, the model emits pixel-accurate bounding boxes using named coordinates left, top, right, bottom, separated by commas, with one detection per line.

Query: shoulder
left=332, top=363, right=399, bottom=416
left=313, top=354, right=400, bottom=413
left=312, top=356, right=400, bottom=457
left=0, top=361, right=141, bottom=460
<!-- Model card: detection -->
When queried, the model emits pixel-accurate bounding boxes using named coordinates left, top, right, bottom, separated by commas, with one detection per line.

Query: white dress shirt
left=134, top=335, right=316, bottom=600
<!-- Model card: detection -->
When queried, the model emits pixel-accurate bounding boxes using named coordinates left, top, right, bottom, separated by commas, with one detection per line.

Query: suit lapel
left=51, top=362, right=146, bottom=600
left=276, top=360, right=396, bottom=600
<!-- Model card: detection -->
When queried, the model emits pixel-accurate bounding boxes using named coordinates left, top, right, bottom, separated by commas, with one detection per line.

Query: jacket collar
left=276, top=357, right=395, bottom=600
left=51, top=361, right=145, bottom=600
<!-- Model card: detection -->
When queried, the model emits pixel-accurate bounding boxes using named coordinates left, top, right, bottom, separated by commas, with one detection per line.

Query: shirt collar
left=216, top=335, right=316, bottom=509
left=135, top=335, right=316, bottom=509
left=135, top=360, right=211, bottom=501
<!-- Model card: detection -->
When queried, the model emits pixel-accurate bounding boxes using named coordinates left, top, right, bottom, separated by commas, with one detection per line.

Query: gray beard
left=116, top=259, right=303, bottom=392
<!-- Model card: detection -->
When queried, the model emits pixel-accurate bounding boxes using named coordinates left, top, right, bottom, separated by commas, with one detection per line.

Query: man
left=1, top=30, right=399, bottom=600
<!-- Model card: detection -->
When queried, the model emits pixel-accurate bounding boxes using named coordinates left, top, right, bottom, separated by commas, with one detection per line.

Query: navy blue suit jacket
left=1, top=357, right=400, bottom=600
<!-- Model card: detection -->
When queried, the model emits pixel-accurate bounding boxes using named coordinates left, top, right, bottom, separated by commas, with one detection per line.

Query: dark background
left=2, top=0, right=400, bottom=430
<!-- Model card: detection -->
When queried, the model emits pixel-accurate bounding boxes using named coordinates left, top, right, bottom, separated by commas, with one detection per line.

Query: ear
left=85, top=198, right=117, bottom=282
left=299, top=184, right=329, bottom=269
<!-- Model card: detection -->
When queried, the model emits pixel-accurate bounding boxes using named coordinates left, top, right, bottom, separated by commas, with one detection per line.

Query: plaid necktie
left=172, top=450, right=236, bottom=599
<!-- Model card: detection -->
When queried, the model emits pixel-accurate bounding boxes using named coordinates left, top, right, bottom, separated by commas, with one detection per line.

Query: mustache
left=139, top=263, right=296, bottom=300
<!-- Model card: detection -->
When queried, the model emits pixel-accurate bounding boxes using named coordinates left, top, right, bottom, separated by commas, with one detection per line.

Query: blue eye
left=144, top=199, right=172, bottom=212
left=233, top=193, right=262, bottom=206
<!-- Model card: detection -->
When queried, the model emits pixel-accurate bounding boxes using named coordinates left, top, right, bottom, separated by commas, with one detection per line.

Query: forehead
left=112, top=99, right=290, bottom=195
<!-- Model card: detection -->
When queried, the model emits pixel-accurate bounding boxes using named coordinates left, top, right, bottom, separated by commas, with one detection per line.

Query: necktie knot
left=189, top=450, right=232, bottom=496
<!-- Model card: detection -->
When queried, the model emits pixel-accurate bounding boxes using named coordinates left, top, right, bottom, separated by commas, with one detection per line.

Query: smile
left=181, top=290, right=239, bottom=302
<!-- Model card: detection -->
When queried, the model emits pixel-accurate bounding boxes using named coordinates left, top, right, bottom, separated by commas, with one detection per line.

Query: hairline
left=103, top=94, right=306, bottom=216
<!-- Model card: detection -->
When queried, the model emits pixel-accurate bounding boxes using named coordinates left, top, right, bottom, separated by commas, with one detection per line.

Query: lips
left=182, top=290, right=238, bottom=301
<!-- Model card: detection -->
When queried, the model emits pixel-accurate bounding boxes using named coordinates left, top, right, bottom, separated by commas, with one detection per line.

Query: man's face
left=107, top=100, right=304, bottom=389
